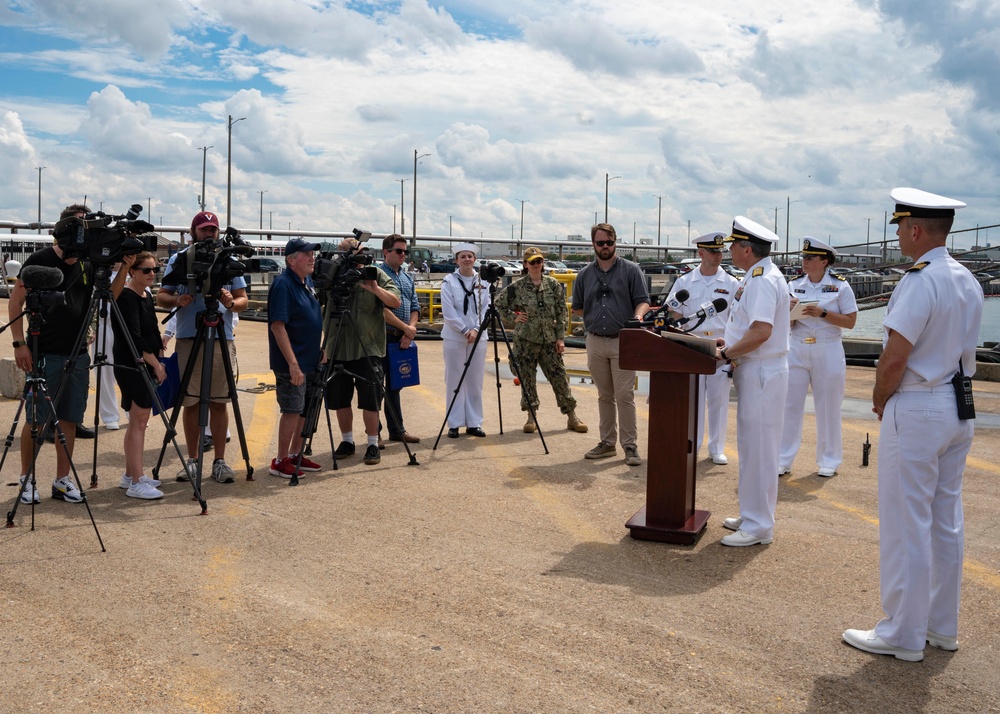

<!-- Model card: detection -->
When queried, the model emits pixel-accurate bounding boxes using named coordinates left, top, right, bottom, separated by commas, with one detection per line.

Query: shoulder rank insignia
left=907, top=261, right=930, bottom=272
left=752, top=267, right=764, bottom=277
left=833, top=273, right=846, bottom=281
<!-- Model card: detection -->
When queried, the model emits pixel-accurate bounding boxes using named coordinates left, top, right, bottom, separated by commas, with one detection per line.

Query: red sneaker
left=269, top=457, right=302, bottom=479
left=289, top=453, right=322, bottom=472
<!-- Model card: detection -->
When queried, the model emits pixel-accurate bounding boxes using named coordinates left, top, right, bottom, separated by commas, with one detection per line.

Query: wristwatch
left=820, top=309, right=828, bottom=318
left=720, top=348, right=730, bottom=363
left=12, top=340, right=26, bottom=349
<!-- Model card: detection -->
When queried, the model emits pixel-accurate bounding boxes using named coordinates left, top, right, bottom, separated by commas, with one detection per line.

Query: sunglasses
left=389, top=248, right=409, bottom=255
left=136, top=266, right=160, bottom=274
left=595, top=240, right=616, bottom=247
left=526, top=258, right=544, bottom=265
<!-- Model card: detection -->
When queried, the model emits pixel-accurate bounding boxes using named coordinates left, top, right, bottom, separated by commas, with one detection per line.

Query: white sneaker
left=722, top=516, right=743, bottom=531
left=119, top=474, right=162, bottom=489
left=51, top=477, right=84, bottom=503
left=126, top=480, right=164, bottom=500
left=710, top=453, right=728, bottom=465
left=211, top=459, right=236, bottom=483
left=105, top=422, right=121, bottom=431
left=720, top=529, right=772, bottom=547
left=817, top=467, right=836, bottom=477
left=19, top=475, right=40, bottom=505
left=176, top=458, right=197, bottom=482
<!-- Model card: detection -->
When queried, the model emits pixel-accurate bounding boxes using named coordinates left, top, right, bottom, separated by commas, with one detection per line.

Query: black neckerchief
left=458, top=272, right=479, bottom=315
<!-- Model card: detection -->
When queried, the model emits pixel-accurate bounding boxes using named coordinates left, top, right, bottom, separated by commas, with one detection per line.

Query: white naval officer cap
left=889, top=187, right=966, bottom=225
left=693, top=231, right=727, bottom=252
left=725, top=216, right=780, bottom=245
left=801, top=236, right=837, bottom=258
left=453, top=242, right=478, bottom=256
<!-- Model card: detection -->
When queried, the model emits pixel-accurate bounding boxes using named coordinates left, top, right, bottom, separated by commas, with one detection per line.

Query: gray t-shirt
left=571, top=257, right=650, bottom=336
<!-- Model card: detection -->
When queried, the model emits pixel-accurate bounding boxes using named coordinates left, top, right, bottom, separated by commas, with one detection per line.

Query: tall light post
left=197, top=145, right=213, bottom=211
left=866, top=217, right=873, bottom=258
left=604, top=172, right=620, bottom=222
left=652, top=193, right=666, bottom=245
left=36, top=166, right=45, bottom=233
left=785, top=196, right=801, bottom=261
left=412, top=150, right=431, bottom=247
left=268, top=211, right=274, bottom=231
left=258, top=189, right=268, bottom=229
left=772, top=205, right=784, bottom=234
left=393, top=204, right=397, bottom=233
left=147, top=197, right=154, bottom=219
left=226, top=114, right=246, bottom=226
left=397, top=178, right=409, bottom=235
left=516, top=198, right=528, bottom=244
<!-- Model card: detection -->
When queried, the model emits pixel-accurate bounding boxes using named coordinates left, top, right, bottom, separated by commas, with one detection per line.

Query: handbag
left=152, top=353, right=181, bottom=415
left=386, top=342, right=420, bottom=390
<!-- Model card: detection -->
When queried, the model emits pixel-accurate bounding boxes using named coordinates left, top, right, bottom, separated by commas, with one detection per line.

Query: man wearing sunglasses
left=378, top=234, right=421, bottom=445
left=571, top=223, right=650, bottom=466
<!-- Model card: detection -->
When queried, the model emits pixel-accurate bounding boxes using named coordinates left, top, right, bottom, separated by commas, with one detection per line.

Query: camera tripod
left=293, top=293, right=418, bottom=486
left=433, top=278, right=549, bottom=454
left=1, top=298, right=105, bottom=547
left=153, top=294, right=254, bottom=492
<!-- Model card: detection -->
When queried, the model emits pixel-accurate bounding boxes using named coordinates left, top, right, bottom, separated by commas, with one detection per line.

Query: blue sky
left=2, top=0, right=999, bottom=254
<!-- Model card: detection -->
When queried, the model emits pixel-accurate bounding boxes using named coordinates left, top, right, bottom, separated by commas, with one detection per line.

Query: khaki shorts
left=175, top=338, right=238, bottom=406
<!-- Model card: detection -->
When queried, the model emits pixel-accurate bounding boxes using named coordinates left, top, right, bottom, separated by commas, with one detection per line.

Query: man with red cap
left=157, top=211, right=248, bottom=483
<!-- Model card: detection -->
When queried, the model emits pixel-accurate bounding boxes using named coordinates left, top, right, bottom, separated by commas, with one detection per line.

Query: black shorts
left=114, top=363, right=155, bottom=411
left=324, top=358, right=381, bottom=411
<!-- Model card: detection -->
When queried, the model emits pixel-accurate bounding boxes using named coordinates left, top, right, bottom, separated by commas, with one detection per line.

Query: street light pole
left=226, top=114, right=246, bottom=227
left=397, top=179, right=409, bottom=235
left=653, top=194, right=666, bottom=246
left=198, top=145, right=213, bottom=211
left=517, top=199, right=528, bottom=245
left=413, top=150, right=431, bottom=247
left=258, top=189, right=268, bottom=229
left=36, top=166, right=45, bottom=234
left=604, top=172, right=620, bottom=222
left=785, top=196, right=801, bottom=261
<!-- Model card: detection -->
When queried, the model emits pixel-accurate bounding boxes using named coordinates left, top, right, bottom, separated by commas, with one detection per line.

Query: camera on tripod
left=52, top=203, right=158, bottom=265
left=313, top=228, right=378, bottom=299
left=186, top=227, right=254, bottom=297
left=480, top=261, right=506, bottom=283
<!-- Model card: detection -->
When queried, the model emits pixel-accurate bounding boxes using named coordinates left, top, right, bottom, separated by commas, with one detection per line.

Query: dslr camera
left=52, top=203, right=157, bottom=265
left=480, top=261, right=506, bottom=283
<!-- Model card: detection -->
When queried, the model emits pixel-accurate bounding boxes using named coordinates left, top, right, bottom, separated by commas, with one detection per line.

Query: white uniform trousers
left=696, top=365, right=730, bottom=457
left=779, top=338, right=845, bottom=470
left=874, top=389, right=972, bottom=651
left=733, top=356, right=788, bottom=539
left=92, top=316, right=121, bottom=426
left=443, top=338, right=486, bottom=429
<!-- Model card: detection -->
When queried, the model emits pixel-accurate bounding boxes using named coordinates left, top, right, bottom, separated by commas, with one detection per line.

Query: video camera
left=184, top=226, right=254, bottom=298
left=479, top=261, right=506, bottom=283
left=52, top=203, right=158, bottom=265
left=313, top=228, right=379, bottom=301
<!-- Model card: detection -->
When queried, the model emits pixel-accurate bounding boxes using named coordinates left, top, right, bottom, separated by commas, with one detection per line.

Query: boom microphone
left=674, top=298, right=729, bottom=327
left=19, top=265, right=65, bottom=290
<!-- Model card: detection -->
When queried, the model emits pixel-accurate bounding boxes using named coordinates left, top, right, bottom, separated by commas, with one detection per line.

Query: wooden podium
left=619, top=328, right=719, bottom=544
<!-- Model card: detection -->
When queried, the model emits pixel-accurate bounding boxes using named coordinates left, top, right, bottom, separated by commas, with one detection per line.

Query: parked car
left=429, top=259, right=457, bottom=273
left=544, top=260, right=575, bottom=274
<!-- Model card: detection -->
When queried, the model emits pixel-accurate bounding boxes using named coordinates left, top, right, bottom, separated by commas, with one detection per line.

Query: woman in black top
left=113, top=252, right=166, bottom=500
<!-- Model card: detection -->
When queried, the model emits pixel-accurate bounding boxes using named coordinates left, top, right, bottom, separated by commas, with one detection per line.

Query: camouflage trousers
left=509, top=339, right=577, bottom=414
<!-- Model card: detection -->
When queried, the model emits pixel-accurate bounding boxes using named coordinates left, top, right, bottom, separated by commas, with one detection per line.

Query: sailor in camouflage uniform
left=496, top=247, right=588, bottom=434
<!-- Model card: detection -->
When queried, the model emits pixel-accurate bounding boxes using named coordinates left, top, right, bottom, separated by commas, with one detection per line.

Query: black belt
left=590, top=332, right=620, bottom=338
left=386, top=327, right=404, bottom=336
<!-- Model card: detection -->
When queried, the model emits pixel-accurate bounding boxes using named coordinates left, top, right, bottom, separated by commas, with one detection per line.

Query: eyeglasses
left=389, top=248, right=409, bottom=255
left=137, top=266, right=160, bottom=274
left=595, top=240, right=615, bottom=247
left=526, top=258, right=544, bottom=265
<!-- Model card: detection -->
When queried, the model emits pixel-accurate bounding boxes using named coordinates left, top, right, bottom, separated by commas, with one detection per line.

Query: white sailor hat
left=889, top=187, right=966, bottom=225
left=725, top=216, right=780, bottom=244
left=801, top=236, right=837, bottom=258
left=693, top=231, right=726, bottom=251
left=453, top=242, right=477, bottom=256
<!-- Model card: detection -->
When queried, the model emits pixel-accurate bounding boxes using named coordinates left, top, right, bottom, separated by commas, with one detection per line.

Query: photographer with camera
left=378, top=234, right=421, bottom=445
left=496, top=247, right=588, bottom=435
left=8, top=204, right=130, bottom=504
left=156, top=211, right=248, bottom=483
left=323, top=237, right=401, bottom=466
left=268, top=238, right=325, bottom=478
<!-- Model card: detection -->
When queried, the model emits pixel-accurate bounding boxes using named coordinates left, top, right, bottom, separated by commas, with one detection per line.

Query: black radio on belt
left=951, top=361, right=976, bottom=421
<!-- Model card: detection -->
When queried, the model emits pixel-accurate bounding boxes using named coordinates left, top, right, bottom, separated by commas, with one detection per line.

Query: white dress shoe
left=720, top=529, right=772, bottom=547
left=842, top=628, right=923, bottom=661
left=817, top=467, right=836, bottom=477
left=710, top=453, right=728, bottom=465
left=778, top=465, right=791, bottom=476
left=722, top=516, right=743, bottom=531
left=926, top=631, right=959, bottom=651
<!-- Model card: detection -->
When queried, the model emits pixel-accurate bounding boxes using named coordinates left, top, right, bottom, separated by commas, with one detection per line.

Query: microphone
left=673, top=298, right=729, bottom=327
left=665, top=288, right=690, bottom=311
left=19, top=265, right=65, bottom=290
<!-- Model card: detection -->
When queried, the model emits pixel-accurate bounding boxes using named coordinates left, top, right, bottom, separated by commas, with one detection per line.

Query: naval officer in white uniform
left=716, top=217, right=790, bottom=547
left=779, top=238, right=857, bottom=477
left=666, top=232, right=739, bottom=465
left=844, top=188, right=983, bottom=662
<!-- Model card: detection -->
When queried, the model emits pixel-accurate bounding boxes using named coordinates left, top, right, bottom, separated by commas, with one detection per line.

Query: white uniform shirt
left=883, top=246, right=982, bottom=387
left=725, top=256, right=789, bottom=360
left=440, top=271, right=491, bottom=343
left=788, top=270, right=858, bottom=340
left=668, top=267, right=740, bottom=338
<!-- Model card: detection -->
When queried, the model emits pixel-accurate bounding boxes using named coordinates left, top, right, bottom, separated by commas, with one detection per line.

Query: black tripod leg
left=434, top=325, right=489, bottom=450
left=493, top=313, right=548, bottom=455
left=372, top=358, right=418, bottom=466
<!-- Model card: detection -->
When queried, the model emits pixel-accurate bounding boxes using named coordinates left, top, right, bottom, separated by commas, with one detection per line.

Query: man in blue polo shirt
left=267, top=238, right=325, bottom=477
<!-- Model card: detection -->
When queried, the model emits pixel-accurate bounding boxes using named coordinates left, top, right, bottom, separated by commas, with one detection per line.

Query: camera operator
left=378, top=234, right=421, bottom=444
left=156, top=211, right=248, bottom=483
left=323, top=237, right=401, bottom=466
left=268, top=238, right=325, bottom=478
left=8, top=204, right=130, bottom=504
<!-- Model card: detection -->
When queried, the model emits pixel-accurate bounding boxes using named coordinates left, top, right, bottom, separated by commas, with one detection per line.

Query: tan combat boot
left=523, top=415, right=536, bottom=433
left=567, top=411, right=588, bottom=433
